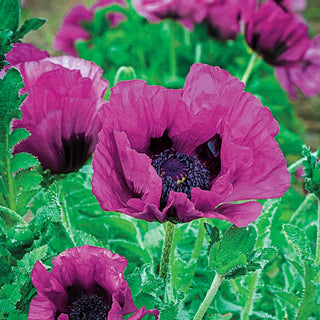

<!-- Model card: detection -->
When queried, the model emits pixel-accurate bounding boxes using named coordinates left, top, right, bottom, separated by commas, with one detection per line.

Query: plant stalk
left=193, top=273, right=224, bottom=320
left=241, top=53, right=257, bottom=84
left=316, top=196, right=320, bottom=266
left=159, top=221, right=176, bottom=284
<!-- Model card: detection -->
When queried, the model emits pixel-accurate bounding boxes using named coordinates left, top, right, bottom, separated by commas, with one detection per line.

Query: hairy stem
left=290, top=193, right=315, bottom=223
left=159, top=221, right=176, bottom=284
left=169, top=21, right=177, bottom=79
left=193, top=273, right=224, bottom=320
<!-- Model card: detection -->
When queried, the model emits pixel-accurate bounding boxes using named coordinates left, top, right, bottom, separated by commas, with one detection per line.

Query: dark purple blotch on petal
left=148, top=129, right=173, bottom=156
left=60, top=132, right=93, bottom=173
left=195, top=134, right=222, bottom=181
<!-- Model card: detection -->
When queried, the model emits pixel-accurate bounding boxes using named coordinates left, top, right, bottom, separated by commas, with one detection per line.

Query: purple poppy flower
left=92, top=63, right=290, bottom=227
left=54, top=0, right=126, bottom=56
left=11, top=47, right=108, bottom=174
left=274, top=0, right=306, bottom=13
left=204, top=0, right=257, bottom=40
left=245, top=0, right=310, bottom=66
left=275, top=35, right=320, bottom=99
left=132, top=0, right=208, bottom=29
left=28, top=245, right=159, bottom=320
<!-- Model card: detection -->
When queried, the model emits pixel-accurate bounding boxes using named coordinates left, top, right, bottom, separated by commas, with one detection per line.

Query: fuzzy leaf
left=8, top=129, right=30, bottom=151
left=283, top=224, right=312, bottom=257
left=11, top=153, right=39, bottom=173
left=12, top=18, right=46, bottom=41
left=0, top=299, right=15, bottom=313
left=16, top=245, right=48, bottom=273
left=14, top=170, right=42, bottom=191
left=0, top=284, right=21, bottom=304
left=0, top=0, right=20, bottom=32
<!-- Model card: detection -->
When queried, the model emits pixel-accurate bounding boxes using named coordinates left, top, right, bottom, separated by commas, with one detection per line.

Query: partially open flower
left=245, top=0, right=310, bottom=66
left=28, top=245, right=159, bottom=320
left=92, top=63, right=290, bottom=227
left=11, top=45, right=108, bottom=174
left=275, top=35, right=320, bottom=99
left=54, top=0, right=126, bottom=56
left=132, top=0, right=208, bottom=29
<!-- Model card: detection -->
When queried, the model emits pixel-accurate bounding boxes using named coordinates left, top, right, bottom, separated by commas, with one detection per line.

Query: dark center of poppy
left=152, top=149, right=210, bottom=210
left=60, top=132, right=93, bottom=174
left=69, top=294, right=110, bottom=320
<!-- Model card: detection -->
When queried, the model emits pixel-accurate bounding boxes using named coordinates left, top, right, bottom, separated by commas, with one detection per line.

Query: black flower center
left=60, top=132, right=93, bottom=174
left=69, top=294, right=110, bottom=320
left=152, top=149, right=210, bottom=209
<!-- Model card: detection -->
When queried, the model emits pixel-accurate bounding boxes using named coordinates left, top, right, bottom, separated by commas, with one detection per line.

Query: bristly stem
left=316, top=196, right=320, bottom=266
left=241, top=53, right=257, bottom=84
left=193, top=272, right=224, bottom=320
left=159, top=221, right=176, bottom=284
left=287, top=151, right=318, bottom=174
left=290, top=193, right=315, bottom=224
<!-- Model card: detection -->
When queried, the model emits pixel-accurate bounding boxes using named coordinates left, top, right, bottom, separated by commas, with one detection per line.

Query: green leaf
left=16, top=245, right=48, bottom=273
left=283, top=224, right=312, bottom=258
left=0, top=0, right=20, bottom=32
left=11, top=152, right=39, bottom=173
left=0, top=299, right=15, bottom=313
left=7, top=311, right=27, bottom=320
left=12, top=18, right=46, bottom=41
left=209, top=225, right=257, bottom=276
left=0, top=68, right=25, bottom=133
left=0, top=284, right=21, bottom=304
left=14, top=170, right=42, bottom=191
left=8, top=128, right=30, bottom=151
left=0, top=205, right=27, bottom=229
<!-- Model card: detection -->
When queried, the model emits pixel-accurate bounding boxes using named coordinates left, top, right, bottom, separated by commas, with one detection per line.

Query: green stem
left=288, top=151, right=318, bottom=174
left=159, top=221, right=176, bottom=284
left=183, top=219, right=206, bottom=293
left=290, top=193, right=315, bottom=224
left=195, top=43, right=202, bottom=63
left=5, top=135, right=16, bottom=211
left=316, top=196, right=320, bottom=266
left=193, top=273, right=224, bottom=320
left=242, top=272, right=259, bottom=320
left=169, top=21, right=177, bottom=79
left=241, top=53, right=257, bottom=84
left=61, top=193, right=76, bottom=246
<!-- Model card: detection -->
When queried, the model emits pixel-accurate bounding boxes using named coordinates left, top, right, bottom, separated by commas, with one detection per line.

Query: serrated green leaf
left=14, top=170, right=42, bottom=191
left=0, top=284, right=21, bottom=304
left=209, top=225, right=257, bottom=275
left=0, top=299, right=15, bottom=313
left=283, top=224, right=312, bottom=257
left=12, top=18, right=46, bottom=41
left=17, top=245, right=47, bottom=273
left=0, top=0, right=20, bottom=32
left=8, top=128, right=30, bottom=151
left=73, top=230, right=103, bottom=247
left=0, top=68, right=25, bottom=132
left=7, top=310, right=27, bottom=320
left=11, top=152, right=40, bottom=173
left=0, top=205, right=27, bottom=229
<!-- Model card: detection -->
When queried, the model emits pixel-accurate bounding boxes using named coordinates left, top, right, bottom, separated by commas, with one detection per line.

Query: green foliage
left=0, top=0, right=20, bottom=32
left=302, top=145, right=320, bottom=198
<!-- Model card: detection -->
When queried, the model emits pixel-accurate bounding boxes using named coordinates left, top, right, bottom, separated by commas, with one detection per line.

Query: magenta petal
left=92, top=128, right=163, bottom=221
left=28, top=294, right=58, bottom=320
left=213, top=201, right=263, bottom=227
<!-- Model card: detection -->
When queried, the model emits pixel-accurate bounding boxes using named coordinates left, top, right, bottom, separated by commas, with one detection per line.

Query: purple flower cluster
left=28, top=245, right=159, bottom=320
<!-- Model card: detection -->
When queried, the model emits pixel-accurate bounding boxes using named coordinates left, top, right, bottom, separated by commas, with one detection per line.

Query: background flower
left=54, top=0, right=126, bottom=56
left=275, top=35, right=320, bottom=99
left=28, top=245, right=159, bottom=320
left=132, top=0, right=208, bottom=29
left=11, top=44, right=108, bottom=174
left=92, top=63, right=290, bottom=226
left=245, top=0, right=310, bottom=66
